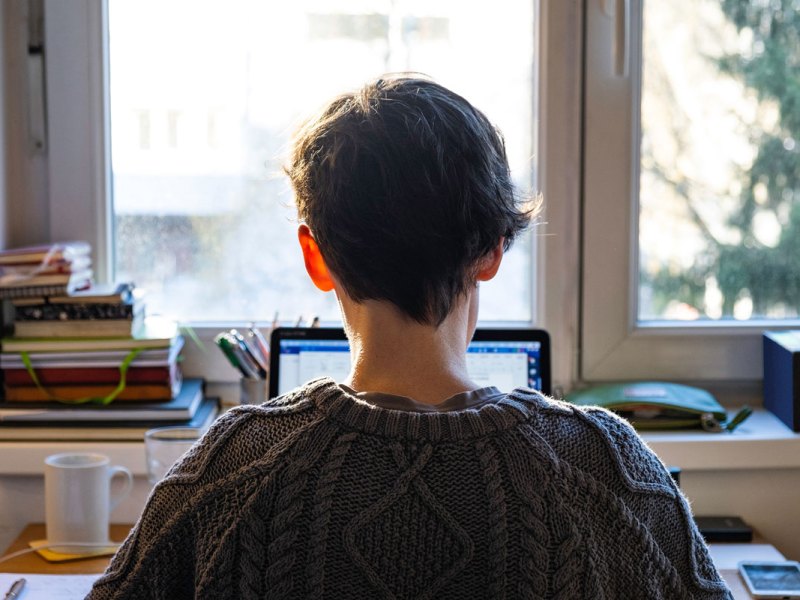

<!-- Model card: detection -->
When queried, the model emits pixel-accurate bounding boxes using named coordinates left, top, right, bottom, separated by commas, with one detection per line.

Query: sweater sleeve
left=580, top=407, right=733, bottom=600
left=84, top=408, right=252, bottom=599
left=86, top=397, right=318, bottom=600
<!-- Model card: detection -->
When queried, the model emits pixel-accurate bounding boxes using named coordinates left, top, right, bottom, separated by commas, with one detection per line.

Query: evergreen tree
left=648, top=0, right=800, bottom=318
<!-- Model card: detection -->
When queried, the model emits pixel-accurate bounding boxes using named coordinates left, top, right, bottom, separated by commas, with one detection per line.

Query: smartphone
left=739, top=561, right=800, bottom=599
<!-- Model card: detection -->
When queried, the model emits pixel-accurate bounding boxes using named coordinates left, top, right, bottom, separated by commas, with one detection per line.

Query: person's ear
left=476, top=238, right=504, bottom=282
left=298, top=224, right=335, bottom=292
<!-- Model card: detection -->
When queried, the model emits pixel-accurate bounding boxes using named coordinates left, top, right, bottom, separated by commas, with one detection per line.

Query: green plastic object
left=566, top=382, right=731, bottom=431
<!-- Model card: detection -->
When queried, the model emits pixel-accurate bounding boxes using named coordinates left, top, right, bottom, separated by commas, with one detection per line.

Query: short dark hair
left=286, top=75, right=532, bottom=325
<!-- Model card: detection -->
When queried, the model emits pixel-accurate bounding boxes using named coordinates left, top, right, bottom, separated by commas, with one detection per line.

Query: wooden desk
left=0, top=524, right=132, bottom=575
left=719, top=567, right=755, bottom=599
left=709, top=542, right=787, bottom=600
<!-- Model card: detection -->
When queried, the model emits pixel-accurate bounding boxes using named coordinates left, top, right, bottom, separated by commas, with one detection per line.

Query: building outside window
left=108, top=0, right=536, bottom=324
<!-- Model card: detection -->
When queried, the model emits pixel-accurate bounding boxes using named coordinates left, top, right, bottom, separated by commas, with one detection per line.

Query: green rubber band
left=19, top=348, right=144, bottom=405
left=180, top=325, right=206, bottom=353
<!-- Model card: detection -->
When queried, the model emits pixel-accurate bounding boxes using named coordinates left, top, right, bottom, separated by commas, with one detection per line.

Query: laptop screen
left=269, top=328, right=550, bottom=399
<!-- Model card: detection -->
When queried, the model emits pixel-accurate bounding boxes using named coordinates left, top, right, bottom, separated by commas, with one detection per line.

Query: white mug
left=44, top=452, right=133, bottom=553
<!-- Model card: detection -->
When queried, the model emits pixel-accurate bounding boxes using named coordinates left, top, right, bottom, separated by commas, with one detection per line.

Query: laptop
left=268, top=327, right=551, bottom=399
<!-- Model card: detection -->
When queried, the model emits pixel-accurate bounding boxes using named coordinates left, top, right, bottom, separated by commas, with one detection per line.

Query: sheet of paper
left=0, top=572, right=101, bottom=600
left=708, top=543, right=786, bottom=570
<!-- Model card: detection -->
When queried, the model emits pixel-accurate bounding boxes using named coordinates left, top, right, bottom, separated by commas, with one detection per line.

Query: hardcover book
left=763, top=331, right=800, bottom=432
left=0, top=254, right=90, bottom=275
left=0, top=281, right=93, bottom=300
left=0, top=378, right=203, bottom=422
left=0, top=396, right=219, bottom=441
left=13, top=300, right=141, bottom=321
left=3, top=365, right=174, bottom=386
left=0, top=270, right=92, bottom=288
left=0, top=242, right=90, bottom=266
left=12, top=315, right=144, bottom=338
left=0, top=315, right=180, bottom=352
left=3, top=380, right=179, bottom=402
left=0, top=338, right=184, bottom=369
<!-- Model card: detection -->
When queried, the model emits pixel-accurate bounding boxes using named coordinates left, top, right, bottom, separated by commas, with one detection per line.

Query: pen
left=224, top=333, right=260, bottom=379
left=4, top=578, right=25, bottom=600
left=230, top=329, right=267, bottom=379
left=214, top=332, right=249, bottom=378
left=725, top=405, right=753, bottom=433
left=246, top=325, right=271, bottom=368
left=238, top=326, right=268, bottom=371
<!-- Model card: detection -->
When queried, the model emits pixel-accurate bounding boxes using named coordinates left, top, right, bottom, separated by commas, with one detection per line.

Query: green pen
left=725, top=405, right=753, bottom=433
left=214, top=332, right=249, bottom=377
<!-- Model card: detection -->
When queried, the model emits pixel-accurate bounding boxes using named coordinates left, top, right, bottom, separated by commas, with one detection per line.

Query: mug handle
left=108, top=465, right=134, bottom=513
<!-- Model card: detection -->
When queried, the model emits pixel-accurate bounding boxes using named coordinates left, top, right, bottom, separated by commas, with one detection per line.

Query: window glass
left=639, top=0, right=800, bottom=322
left=109, top=0, right=534, bottom=323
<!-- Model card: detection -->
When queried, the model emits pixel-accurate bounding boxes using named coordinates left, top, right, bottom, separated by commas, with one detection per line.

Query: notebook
left=0, top=396, right=219, bottom=441
left=0, top=378, right=204, bottom=422
left=268, top=327, right=551, bottom=399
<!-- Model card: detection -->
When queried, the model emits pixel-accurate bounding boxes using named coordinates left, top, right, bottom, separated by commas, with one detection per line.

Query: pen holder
left=240, top=377, right=266, bottom=405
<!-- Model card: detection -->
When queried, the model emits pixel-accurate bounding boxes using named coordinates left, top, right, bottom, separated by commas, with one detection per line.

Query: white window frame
left=582, top=0, right=800, bottom=383
left=31, top=0, right=583, bottom=389
left=44, top=0, right=112, bottom=282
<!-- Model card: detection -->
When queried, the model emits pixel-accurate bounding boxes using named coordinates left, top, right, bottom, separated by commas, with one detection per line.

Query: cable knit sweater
left=87, top=378, right=732, bottom=599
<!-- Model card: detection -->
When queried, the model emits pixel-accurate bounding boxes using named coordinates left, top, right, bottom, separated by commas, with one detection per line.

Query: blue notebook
left=0, top=396, right=219, bottom=441
left=0, top=378, right=204, bottom=422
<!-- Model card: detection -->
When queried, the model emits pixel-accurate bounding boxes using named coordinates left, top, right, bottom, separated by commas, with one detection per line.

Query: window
left=43, top=1, right=584, bottom=387
left=107, top=0, right=536, bottom=323
left=582, top=0, right=800, bottom=381
left=639, top=0, right=800, bottom=322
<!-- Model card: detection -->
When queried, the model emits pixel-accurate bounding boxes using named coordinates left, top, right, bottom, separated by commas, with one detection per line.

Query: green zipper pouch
left=566, top=382, right=750, bottom=432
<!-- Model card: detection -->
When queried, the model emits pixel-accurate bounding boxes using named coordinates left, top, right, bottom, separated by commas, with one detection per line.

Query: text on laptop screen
left=276, top=339, right=543, bottom=397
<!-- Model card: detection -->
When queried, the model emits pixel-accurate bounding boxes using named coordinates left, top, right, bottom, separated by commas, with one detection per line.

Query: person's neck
left=340, top=296, right=479, bottom=405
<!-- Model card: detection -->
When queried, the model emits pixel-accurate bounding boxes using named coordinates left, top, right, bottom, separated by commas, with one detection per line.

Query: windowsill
left=0, top=442, right=148, bottom=477
left=0, top=408, right=800, bottom=476
left=642, top=408, right=800, bottom=471
left=0, top=409, right=796, bottom=476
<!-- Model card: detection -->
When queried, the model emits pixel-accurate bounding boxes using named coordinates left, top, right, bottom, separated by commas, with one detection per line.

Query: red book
left=3, top=366, right=173, bottom=386
left=3, top=382, right=177, bottom=402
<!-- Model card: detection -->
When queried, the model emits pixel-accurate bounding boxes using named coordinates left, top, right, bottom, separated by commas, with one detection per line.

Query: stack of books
left=11, top=282, right=145, bottom=339
left=0, top=242, right=93, bottom=300
left=0, top=242, right=219, bottom=440
left=1, top=315, right=182, bottom=402
left=0, top=379, right=217, bottom=441
left=0, top=314, right=218, bottom=440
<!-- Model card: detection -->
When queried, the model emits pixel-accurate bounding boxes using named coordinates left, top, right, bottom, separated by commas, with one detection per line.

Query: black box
left=763, top=331, right=800, bottom=432
left=694, top=516, right=753, bottom=543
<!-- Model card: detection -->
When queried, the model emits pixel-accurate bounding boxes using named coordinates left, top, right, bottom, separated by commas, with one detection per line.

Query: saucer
left=29, top=539, right=120, bottom=562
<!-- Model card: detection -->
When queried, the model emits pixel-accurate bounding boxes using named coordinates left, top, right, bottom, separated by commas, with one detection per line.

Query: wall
left=0, top=1, right=7, bottom=247
left=684, top=469, right=800, bottom=559
left=1, top=0, right=50, bottom=249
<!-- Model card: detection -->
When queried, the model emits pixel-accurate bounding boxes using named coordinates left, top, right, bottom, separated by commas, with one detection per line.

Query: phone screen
left=742, top=563, right=800, bottom=592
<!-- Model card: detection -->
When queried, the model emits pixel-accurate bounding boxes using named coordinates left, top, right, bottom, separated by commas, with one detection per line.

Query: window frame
left=44, top=0, right=113, bottom=283
left=582, top=0, right=800, bottom=383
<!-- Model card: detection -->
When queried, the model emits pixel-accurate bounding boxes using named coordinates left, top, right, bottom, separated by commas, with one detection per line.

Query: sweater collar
left=303, top=377, right=550, bottom=441
left=338, top=384, right=505, bottom=413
